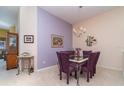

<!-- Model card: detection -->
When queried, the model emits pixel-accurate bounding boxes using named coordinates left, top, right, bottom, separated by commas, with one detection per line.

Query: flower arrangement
left=86, top=35, right=97, bottom=46
left=75, top=48, right=81, bottom=56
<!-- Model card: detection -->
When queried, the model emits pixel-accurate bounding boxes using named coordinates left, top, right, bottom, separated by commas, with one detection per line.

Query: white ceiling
left=0, top=6, right=19, bottom=29
left=41, top=6, right=117, bottom=24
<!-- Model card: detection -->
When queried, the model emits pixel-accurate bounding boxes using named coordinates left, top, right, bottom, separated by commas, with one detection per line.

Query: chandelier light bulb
left=73, top=28, right=77, bottom=33
left=80, top=26, right=83, bottom=30
left=83, top=27, right=86, bottom=31
left=88, top=34, right=91, bottom=36
left=73, top=25, right=87, bottom=37
left=73, top=28, right=75, bottom=31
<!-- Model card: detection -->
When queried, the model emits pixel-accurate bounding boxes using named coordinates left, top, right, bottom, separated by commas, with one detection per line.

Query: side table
left=16, top=55, right=34, bottom=75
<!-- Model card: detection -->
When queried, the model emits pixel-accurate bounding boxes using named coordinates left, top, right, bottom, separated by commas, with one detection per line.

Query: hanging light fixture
left=73, top=6, right=87, bottom=37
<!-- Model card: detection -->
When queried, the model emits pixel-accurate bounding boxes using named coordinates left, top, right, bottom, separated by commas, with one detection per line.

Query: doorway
left=0, top=6, right=19, bottom=71
left=0, top=29, right=8, bottom=71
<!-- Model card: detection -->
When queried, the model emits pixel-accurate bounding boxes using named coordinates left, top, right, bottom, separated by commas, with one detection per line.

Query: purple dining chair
left=93, top=52, right=100, bottom=76
left=56, top=51, right=77, bottom=84
left=81, top=52, right=97, bottom=82
left=80, top=51, right=92, bottom=74
left=60, top=51, right=75, bottom=55
left=83, top=50, right=92, bottom=58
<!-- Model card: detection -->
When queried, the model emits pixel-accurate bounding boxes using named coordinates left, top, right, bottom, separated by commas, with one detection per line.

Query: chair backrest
left=60, top=51, right=75, bottom=55
left=94, top=52, right=100, bottom=65
left=87, top=52, right=97, bottom=70
left=60, top=52, right=72, bottom=72
left=57, top=51, right=75, bottom=72
left=83, top=50, right=92, bottom=58
left=56, top=52, right=62, bottom=70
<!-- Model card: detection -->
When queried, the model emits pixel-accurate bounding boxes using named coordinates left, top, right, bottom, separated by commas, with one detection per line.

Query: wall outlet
left=42, top=61, right=46, bottom=64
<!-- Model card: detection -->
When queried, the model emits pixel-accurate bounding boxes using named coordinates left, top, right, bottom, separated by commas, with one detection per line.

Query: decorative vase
left=75, top=48, right=81, bottom=57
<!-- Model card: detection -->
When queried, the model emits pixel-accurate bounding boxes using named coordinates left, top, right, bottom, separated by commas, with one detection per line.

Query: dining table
left=69, top=55, right=88, bottom=86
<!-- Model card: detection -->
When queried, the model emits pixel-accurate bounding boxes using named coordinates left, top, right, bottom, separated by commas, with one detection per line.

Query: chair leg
left=92, top=67, right=96, bottom=77
left=92, top=72, right=94, bottom=76
left=93, top=68, right=95, bottom=76
left=75, top=71, right=77, bottom=79
left=90, top=71, right=92, bottom=78
left=94, top=67, right=96, bottom=74
left=67, top=73, right=69, bottom=84
left=87, top=71, right=89, bottom=82
left=70, top=73, right=72, bottom=76
left=60, top=71, right=62, bottom=80
left=80, top=71, right=83, bottom=74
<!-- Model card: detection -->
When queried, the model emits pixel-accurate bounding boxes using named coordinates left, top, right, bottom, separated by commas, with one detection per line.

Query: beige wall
left=73, top=7, right=124, bottom=71
left=19, top=7, right=37, bottom=71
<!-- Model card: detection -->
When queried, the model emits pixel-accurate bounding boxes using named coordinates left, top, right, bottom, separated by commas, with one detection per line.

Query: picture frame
left=24, top=35, right=34, bottom=43
left=51, top=34, right=64, bottom=48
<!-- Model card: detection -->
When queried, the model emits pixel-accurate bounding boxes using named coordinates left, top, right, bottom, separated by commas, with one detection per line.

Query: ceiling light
left=73, top=6, right=86, bottom=37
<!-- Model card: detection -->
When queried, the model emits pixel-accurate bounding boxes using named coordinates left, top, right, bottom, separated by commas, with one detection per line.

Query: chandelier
left=73, top=6, right=87, bottom=37
left=73, top=26, right=86, bottom=37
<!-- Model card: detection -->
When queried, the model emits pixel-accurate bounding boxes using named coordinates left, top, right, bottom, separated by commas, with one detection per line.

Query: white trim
left=37, top=65, right=57, bottom=72
left=37, top=63, right=123, bottom=73
left=98, top=65, right=124, bottom=77
left=97, top=64, right=122, bottom=71
left=37, top=64, right=122, bottom=71
left=34, top=6, right=38, bottom=72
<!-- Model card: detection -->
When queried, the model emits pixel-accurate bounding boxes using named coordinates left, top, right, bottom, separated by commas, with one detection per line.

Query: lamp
left=73, top=26, right=86, bottom=37
left=73, top=6, right=87, bottom=37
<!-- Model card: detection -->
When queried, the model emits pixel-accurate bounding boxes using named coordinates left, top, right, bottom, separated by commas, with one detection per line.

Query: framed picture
left=51, top=34, right=64, bottom=48
left=24, top=35, right=34, bottom=43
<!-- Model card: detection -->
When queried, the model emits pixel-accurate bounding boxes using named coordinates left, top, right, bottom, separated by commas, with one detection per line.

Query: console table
left=16, top=55, right=34, bottom=75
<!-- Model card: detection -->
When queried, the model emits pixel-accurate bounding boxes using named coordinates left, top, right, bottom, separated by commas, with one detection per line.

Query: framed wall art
left=24, top=35, right=34, bottom=43
left=51, top=34, right=64, bottom=48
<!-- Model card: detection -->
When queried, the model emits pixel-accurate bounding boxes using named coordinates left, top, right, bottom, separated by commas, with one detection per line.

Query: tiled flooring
left=0, top=59, right=124, bottom=86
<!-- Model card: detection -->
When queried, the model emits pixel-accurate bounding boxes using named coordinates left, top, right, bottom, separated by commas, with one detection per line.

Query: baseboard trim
left=98, top=65, right=122, bottom=71
left=37, top=65, right=57, bottom=72
left=37, top=64, right=123, bottom=73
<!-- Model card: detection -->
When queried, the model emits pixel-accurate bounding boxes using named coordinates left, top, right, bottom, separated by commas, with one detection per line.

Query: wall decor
left=51, top=34, right=64, bottom=48
left=85, top=35, right=97, bottom=46
left=24, top=35, right=34, bottom=43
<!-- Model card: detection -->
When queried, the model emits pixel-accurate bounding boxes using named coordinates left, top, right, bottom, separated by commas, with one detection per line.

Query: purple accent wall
left=37, top=8, right=72, bottom=69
